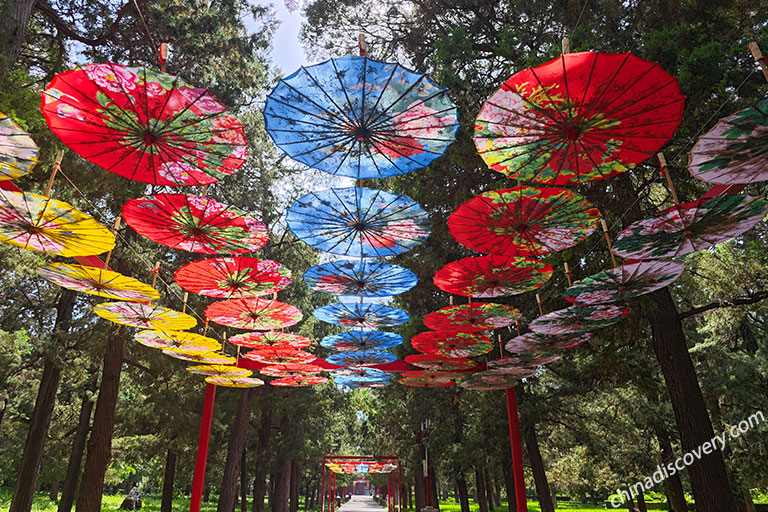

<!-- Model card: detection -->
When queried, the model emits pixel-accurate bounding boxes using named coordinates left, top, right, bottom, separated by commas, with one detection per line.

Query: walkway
left=337, top=495, right=386, bottom=512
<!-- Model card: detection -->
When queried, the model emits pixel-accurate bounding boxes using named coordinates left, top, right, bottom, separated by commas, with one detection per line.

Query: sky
left=254, top=1, right=313, bottom=74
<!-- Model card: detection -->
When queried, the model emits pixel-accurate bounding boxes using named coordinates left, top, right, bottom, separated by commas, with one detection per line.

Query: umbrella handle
left=103, top=216, right=121, bottom=268
left=159, top=42, right=168, bottom=73
left=564, top=262, right=572, bottom=286
left=749, top=42, right=768, bottom=83
left=562, top=37, right=570, bottom=54
left=657, top=152, right=680, bottom=206
left=358, top=34, right=367, bottom=56
left=600, top=219, right=618, bottom=268
left=150, top=261, right=161, bottom=288
left=44, top=151, right=65, bottom=197
left=535, top=293, right=543, bottom=316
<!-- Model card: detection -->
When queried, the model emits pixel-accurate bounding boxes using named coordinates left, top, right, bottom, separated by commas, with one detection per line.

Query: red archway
left=322, top=456, right=401, bottom=512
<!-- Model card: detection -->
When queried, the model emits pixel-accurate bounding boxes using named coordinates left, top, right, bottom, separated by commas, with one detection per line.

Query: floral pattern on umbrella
left=326, top=351, right=397, bottom=366
left=123, top=194, right=268, bottom=254
left=264, top=55, right=457, bottom=179
left=42, top=63, right=246, bottom=186
left=259, top=364, right=324, bottom=377
left=313, top=302, right=409, bottom=328
left=164, top=351, right=236, bottom=365
left=504, top=332, right=590, bottom=354
left=134, top=330, right=221, bottom=352
left=304, top=259, right=417, bottom=297
left=423, top=303, right=520, bottom=332
left=411, top=331, right=493, bottom=358
left=0, top=189, right=115, bottom=256
left=474, top=52, right=684, bottom=185
left=94, top=301, right=197, bottom=330
left=205, top=298, right=302, bottom=330
left=229, top=331, right=312, bottom=350
left=320, top=330, right=403, bottom=351
left=479, top=362, right=537, bottom=378
left=175, top=257, right=291, bottom=298
left=286, top=187, right=431, bottom=258
left=404, top=354, right=477, bottom=371
left=330, top=367, right=392, bottom=381
left=433, top=255, right=553, bottom=298
left=399, top=377, right=454, bottom=388
left=612, top=194, right=768, bottom=260
left=37, top=263, right=159, bottom=302
left=401, top=370, right=457, bottom=381
left=564, top=261, right=684, bottom=305
left=244, top=348, right=317, bottom=365
left=460, top=378, right=517, bottom=390
left=448, top=186, right=600, bottom=256
left=0, top=112, right=39, bottom=180
left=529, top=304, right=628, bottom=335
left=688, top=98, right=768, bottom=185
left=270, top=375, right=327, bottom=387
left=205, top=376, right=264, bottom=388
left=187, top=364, right=252, bottom=377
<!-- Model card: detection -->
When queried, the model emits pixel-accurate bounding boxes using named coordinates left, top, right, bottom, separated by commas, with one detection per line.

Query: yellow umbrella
left=0, top=189, right=115, bottom=256
left=93, top=301, right=196, bottom=330
left=205, top=375, right=264, bottom=388
left=0, top=112, right=39, bottom=181
left=37, top=263, right=159, bottom=302
left=134, top=330, right=221, bottom=352
left=163, top=350, right=236, bottom=365
left=187, top=364, right=252, bottom=378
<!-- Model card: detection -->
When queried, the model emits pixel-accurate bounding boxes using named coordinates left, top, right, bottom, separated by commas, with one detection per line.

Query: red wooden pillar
left=190, top=383, right=217, bottom=512
left=505, top=388, right=528, bottom=512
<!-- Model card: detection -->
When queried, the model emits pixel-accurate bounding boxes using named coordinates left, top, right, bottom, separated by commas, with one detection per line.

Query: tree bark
left=272, top=453, right=292, bottom=512
left=241, top=450, right=249, bottom=512
left=290, top=459, right=300, bottom=512
left=160, top=449, right=177, bottom=512
left=647, top=288, right=738, bottom=512
left=253, top=405, right=272, bottom=512
left=523, top=426, right=554, bottom=512
left=484, top=468, right=494, bottom=512
left=58, top=375, right=97, bottom=512
left=429, top=465, right=439, bottom=510
left=654, top=425, right=687, bottom=512
left=75, top=331, right=125, bottom=512
left=456, top=475, right=470, bottom=512
left=0, top=0, right=38, bottom=69
left=636, top=490, right=647, bottom=512
left=49, top=480, right=59, bottom=501
left=501, top=462, right=515, bottom=512
left=474, top=468, right=488, bottom=512
left=10, top=289, right=75, bottom=512
left=414, top=471, right=425, bottom=512
left=217, top=388, right=256, bottom=512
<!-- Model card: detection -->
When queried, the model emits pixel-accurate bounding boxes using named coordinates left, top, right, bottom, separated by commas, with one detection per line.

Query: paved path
left=338, top=495, right=386, bottom=512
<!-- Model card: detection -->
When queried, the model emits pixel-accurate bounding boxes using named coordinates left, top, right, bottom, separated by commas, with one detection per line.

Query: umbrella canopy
left=326, top=351, right=398, bottom=366
left=229, top=331, right=312, bottom=350
left=448, top=186, right=601, bottom=256
left=411, top=331, right=493, bottom=358
left=404, top=354, right=477, bottom=371
left=460, top=378, right=517, bottom=390
left=564, top=261, right=685, bottom=305
left=463, top=373, right=520, bottom=389
left=36, top=263, right=159, bottom=302
left=529, top=304, right=628, bottom=335
left=433, top=255, right=553, bottom=297
left=688, top=98, right=768, bottom=185
left=187, top=364, right=252, bottom=377
left=175, top=257, right=292, bottom=298
left=42, top=63, right=246, bottom=186
left=0, top=189, right=115, bottom=256
left=205, top=298, right=302, bottom=330
left=244, top=348, right=317, bottom=365
left=205, top=376, right=264, bottom=388
left=399, top=377, right=454, bottom=387
left=286, top=187, right=431, bottom=258
left=401, top=370, right=457, bottom=381
left=612, top=194, right=768, bottom=260
left=481, top=361, right=537, bottom=378
left=94, top=301, right=197, bottom=330
left=337, top=379, right=391, bottom=388
left=320, top=330, right=403, bottom=351
left=0, top=112, right=39, bottom=180
left=303, top=259, right=417, bottom=297
left=270, top=375, right=328, bottom=387
left=474, top=51, right=684, bottom=185
left=259, top=364, right=324, bottom=377
left=330, top=367, right=392, bottom=381
left=164, top=350, right=236, bottom=365
left=264, top=55, right=458, bottom=179
left=313, top=302, right=409, bottom=328
left=134, top=330, right=221, bottom=352
left=423, top=303, right=520, bottom=332
left=123, top=194, right=268, bottom=254
left=504, top=332, right=590, bottom=353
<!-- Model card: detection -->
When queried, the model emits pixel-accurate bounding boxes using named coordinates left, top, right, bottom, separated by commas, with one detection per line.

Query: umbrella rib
left=374, top=105, right=457, bottom=131
left=367, top=84, right=447, bottom=130
left=294, top=66, right=357, bottom=126
left=329, top=58, right=362, bottom=127
left=362, top=63, right=400, bottom=126
left=368, top=91, right=454, bottom=132
left=277, top=78, right=353, bottom=127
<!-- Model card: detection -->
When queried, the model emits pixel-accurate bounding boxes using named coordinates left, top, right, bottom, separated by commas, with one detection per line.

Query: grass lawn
left=420, top=500, right=606, bottom=512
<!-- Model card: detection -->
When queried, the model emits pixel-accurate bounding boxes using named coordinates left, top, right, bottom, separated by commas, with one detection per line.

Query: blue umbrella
left=320, top=330, right=404, bottom=351
left=314, top=302, right=410, bottom=328
left=326, top=351, right=398, bottom=366
left=330, top=366, right=393, bottom=383
left=286, top=187, right=431, bottom=258
left=304, top=259, right=418, bottom=297
left=264, top=55, right=458, bottom=179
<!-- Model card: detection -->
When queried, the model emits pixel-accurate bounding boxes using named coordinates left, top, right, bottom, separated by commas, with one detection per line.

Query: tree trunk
left=523, top=426, right=554, bottom=512
left=743, top=490, right=756, bottom=512
left=456, top=475, right=470, bottom=512
left=268, top=473, right=275, bottom=508
left=10, top=290, right=75, bottom=512
left=407, top=483, right=412, bottom=510
left=647, top=288, right=738, bottom=512
left=636, top=490, right=647, bottom=512
left=241, top=449, right=249, bottom=512
left=474, top=468, right=488, bottom=512
left=484, top=468, right=494, bottom=512
left=0, top=0, right=38, bottom=69
left=429, top=465, right=439, bottom=510
left=654, top=425, right=687, bottom=512
left=273, top=453, right=292, bottom=512
left=253, top=405, right=272, bottom=512
left=502, top=462, right=515, bottom=512
left=58, top=375, right=97, bottom=512
left=217, top=388, right=256, bottom=512
left=290, top=459, right=300, bottom=512
left=49, top=480, right=59, bottom=501
left=414, top=471, right=425, bottom=512
left=204, top=484, right=211, bottom=503
left=160, top=449, right=177, bottom=512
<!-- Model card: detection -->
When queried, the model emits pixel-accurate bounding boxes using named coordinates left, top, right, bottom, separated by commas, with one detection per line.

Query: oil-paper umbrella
left=259, top=364, right=324, bottom=377
left=460, top=378, right=517, bottom=390
left=688, top=98, right=768, bottom=185
left=504, top=332, right=590, bottom=353
left=399, top=377, right=454, bottom=388
left=94, top=302, right=197, bottom=330
left=404, top=354, right=478, bottom=371
left=563, top=261, right=684, bottom=305
left=0, top=112, right=39, bottom=180
left=270, top=375, right=328, bottom=387
left=448, top=186, right=601, bottom=256
left=205, top=298, right=302, bottom=330
left=529, top=304, right=628, bottom=335
left=123, top=194, right=268, bottom=254
left=326, top=351, right=398, bottom=366
left=433, top=255, right=553, bottom=298
left=401, top=370, right=457, bottom=382
left=611, top=194, right=768, bottom=260
left=0, top=189, right=115, bottom=257
left=423, top=303, right=520, bottom=332
left=187, top=364, right=252, bottom=377
left=330, top=367, right=391, bottom=381
left=206, top=376, right=264, bottom=388
left=165, top=351, right=237, bottom=365
left=36, top=263, right=159, bottom=302
left=244, top=348, right=317, bottom=365
left=411, top=331, right=493, bottom=358
left=303, top=259, right=417, bottom=297
left=313, top=302, right=409, bottom=328
left=320, top=331, right=403, bottom=351
left=286, top=187, right=431, bottom=258
left=229, top=331, right=312, bottom=350
left=474, top=51, right=684, bottom=185
left=134, top=330, right=221, bottom=352
left=465, top=372, right=521, bottom=388
left=481, top=361, right=537, bottom=378
left=264, top=55, right=458, bottom=179
left=175, top=257, right=292, bottom=298
left=42, top=63, right=246, bottom=186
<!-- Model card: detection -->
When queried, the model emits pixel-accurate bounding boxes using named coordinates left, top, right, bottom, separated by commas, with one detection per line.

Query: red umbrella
left=229, top=331, right=312, bottom=350
left=411, top=331, right=493, bottom=358
left=42, top=63, right=246, bottom=186
left=244, top=349, right=317, bottom=365
left=270, top=375, right=327, bottom=387
left=404, top=354, right=477, bottom=371
left=474, top=52, right=684, bottom=185
left=259, top=364, right=324, bottom=377
left=448, top=186, right=601, bottom=256
left=205, top=298, right=302, bottom=330
left=434, top=255, right=553, bottom=297
left=122, top=194, right=268, bottom=254
left=175, top=257, right=292, bottom=298
left=423, top=303, right=520, bottom=332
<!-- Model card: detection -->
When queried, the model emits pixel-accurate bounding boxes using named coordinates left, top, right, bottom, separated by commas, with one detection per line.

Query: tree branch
left=35, top=0, right=132, bottom=47
left=679, top=290, right=768, bottom=319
